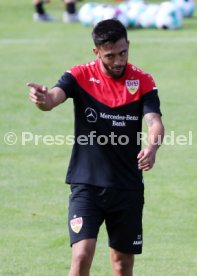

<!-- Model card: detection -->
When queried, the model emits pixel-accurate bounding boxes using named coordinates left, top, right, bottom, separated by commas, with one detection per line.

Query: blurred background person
left=33, top=0, right=78, bottom=23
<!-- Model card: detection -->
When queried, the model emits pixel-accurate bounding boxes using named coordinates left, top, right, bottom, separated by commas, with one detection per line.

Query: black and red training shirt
left=54, top=59, right=162, bottom=190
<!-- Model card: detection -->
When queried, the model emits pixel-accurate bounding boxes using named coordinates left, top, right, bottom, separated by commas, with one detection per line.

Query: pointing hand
left=27, top=82, right=48, bottom=105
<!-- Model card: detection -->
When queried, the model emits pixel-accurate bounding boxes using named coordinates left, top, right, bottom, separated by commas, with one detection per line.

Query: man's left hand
left=137, top=147, right=156, bottom=171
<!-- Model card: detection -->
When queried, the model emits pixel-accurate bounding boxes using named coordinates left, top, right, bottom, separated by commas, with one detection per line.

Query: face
left=94, top=38, right=129, bottom=79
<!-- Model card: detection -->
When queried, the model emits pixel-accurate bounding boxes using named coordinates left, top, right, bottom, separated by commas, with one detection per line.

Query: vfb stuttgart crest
left=126, top=79, right=139, bottom=95
left=70, top=217, right=83, bottom=233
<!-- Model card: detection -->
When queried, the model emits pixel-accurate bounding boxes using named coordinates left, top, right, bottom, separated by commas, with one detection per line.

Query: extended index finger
left=27, top=82, right=41, bottom=88
left=27, top=83, right=47, bottom=93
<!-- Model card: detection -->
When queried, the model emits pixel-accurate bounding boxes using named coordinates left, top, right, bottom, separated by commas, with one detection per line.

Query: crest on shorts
left=126, top=79, right=139, bottom=95
left=70, top=217, right=83, bottom=233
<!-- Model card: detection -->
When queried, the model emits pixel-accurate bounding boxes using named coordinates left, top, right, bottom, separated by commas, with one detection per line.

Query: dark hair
left=92, top=19, right=127, bottom=47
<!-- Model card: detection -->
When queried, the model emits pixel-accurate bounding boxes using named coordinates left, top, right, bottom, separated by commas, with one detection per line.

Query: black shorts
left=68, top=184, right=144, bottom=254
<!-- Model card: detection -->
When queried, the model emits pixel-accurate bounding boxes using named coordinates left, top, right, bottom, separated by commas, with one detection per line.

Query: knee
left=113, top=259, right=132, bottom=274
left=111, top=252, right=134, bottom=275
left=70, top=240, right=96, bottom=275
left=72, top=251, right=92, bottom=270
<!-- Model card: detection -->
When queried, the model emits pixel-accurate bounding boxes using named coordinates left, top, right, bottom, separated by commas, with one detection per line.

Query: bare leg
left=110, top=248, right=134, bottom=276
left=69, top=239, right=97, bottom=276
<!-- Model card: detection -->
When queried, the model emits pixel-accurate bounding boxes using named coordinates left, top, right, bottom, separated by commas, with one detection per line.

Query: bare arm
left=27, top=82, right=66, bottom=111
left=138, top=113, right=164, bottom=171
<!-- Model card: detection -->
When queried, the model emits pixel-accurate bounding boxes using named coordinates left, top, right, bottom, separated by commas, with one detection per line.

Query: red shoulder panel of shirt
left=68, top=60, right=157, bottom=108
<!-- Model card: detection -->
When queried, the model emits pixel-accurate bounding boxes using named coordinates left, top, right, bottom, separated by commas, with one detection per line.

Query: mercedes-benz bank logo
left=85, top=107, right=98, bottom=123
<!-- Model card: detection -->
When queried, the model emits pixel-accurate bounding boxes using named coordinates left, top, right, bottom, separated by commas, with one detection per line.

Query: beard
left=102, top=61, right=127, bottom=79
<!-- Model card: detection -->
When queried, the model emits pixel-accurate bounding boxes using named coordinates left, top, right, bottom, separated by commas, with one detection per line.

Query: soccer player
left=27, top=19, right=164, bottom=276
left=32, top=0, right=78, bottom=22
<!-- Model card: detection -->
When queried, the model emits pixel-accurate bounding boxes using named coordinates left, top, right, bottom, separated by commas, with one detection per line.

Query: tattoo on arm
left=143, top=113, right=164, bottom=149
left=144, top=113, right=159, bottom=127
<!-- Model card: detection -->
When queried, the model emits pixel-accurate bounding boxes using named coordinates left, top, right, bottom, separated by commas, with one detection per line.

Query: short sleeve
left=142, top=90, right=162, bottom=116
left=53, top=72, right=77, bottom=99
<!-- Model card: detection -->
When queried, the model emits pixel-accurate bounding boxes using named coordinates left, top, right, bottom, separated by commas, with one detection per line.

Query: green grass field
left=0, top=0, right=197, bottom=275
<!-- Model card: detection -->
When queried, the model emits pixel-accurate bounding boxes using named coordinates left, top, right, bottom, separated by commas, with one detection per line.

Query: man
left=28, top=19, right=164, bottom=276
left=32, top=0, right=78, bottom=23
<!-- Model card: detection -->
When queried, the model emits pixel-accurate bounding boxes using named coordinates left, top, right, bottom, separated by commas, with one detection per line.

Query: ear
left=93, top=48, right=100, bottom=58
